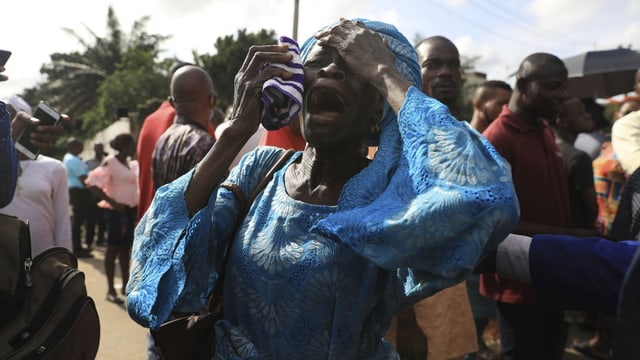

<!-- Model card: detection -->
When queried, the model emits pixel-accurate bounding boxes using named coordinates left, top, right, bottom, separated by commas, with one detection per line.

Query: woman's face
left=302, top=44, right=377, bottom=150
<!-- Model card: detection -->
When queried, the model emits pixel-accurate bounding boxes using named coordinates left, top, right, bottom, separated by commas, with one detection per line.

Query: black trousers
left=86, top=201, right=106, bottom=246
left=497, top=302, right=568, bottom=360
left=69, top=187, right=93, bottom=252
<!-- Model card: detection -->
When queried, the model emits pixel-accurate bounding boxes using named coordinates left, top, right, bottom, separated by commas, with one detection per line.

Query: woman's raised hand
left=227, top=44, right=293, bottom=136
left=314, top=19, right=396, bottom=84
left=314, top=19, right=410, bottom=114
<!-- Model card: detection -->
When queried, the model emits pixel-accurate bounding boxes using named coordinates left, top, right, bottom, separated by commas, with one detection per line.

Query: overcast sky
left=2, top=0, right=639, bottom=97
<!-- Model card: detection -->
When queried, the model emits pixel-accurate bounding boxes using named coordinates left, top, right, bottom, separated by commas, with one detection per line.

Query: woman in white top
left=0, top=154, right=72, bottom=257
left=86, top=133, right=139, bottom=304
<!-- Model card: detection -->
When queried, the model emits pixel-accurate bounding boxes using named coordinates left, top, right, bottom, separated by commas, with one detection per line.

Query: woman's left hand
left=314, top=19, right=410, bottom=114
left=314, top=19, right=396, bottom=84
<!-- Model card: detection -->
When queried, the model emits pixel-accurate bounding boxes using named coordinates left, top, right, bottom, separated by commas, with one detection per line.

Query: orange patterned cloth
left=593, top=141, right=626, bottom=235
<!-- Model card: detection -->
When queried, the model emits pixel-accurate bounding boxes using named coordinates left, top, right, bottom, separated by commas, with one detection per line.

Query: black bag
left=150, top=149, right=295, bottom=360
left=0, top=213, right=101, bottom=359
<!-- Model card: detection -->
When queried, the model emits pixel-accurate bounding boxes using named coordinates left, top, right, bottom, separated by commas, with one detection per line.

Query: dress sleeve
left=127, top=146, right=285, bottom=329
left=85, top=160, right=111, bottom=189
left=314, top=87, right=520, bottom=304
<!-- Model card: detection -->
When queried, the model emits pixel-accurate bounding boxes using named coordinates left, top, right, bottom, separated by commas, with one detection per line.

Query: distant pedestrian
left=85, top=142, right=108, bottom=248
left=63, top=138, right=94, bottom=258
left=86, top=133, right=138, bottom=304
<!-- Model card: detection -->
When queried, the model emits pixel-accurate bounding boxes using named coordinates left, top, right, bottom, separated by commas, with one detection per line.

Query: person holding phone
left=0, top=96, right=72, bottom=256
left=0, top=56, right=65, bottom=207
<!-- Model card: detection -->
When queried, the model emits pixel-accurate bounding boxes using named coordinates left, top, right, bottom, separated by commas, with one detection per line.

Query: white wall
left=79, top=117, right=132, bottom=160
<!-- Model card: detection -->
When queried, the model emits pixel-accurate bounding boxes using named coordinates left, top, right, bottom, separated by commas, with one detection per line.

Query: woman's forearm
left=184, top=123, right=255, bottom=216
left=370, top=64, right=411, bottom=115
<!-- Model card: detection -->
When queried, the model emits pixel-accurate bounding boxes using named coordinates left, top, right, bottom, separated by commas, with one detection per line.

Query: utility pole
left=293, top=0, right=299, bottom=40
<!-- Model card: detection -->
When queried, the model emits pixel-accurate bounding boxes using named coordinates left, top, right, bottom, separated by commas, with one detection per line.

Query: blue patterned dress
left=128, top=86, right=519, bottom=359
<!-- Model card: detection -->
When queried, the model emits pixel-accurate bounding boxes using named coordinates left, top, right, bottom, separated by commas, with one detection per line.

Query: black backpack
left=0, top=213, right=101, bottom=359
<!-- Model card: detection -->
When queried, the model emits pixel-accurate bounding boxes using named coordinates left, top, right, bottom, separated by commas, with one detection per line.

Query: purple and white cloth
left=260, top=36, right=304, bottom=131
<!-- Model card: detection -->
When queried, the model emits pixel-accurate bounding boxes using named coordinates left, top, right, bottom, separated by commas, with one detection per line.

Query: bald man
left=151, top=65, right=216, bottom=190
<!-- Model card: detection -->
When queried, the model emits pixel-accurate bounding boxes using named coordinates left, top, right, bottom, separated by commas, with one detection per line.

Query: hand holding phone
left=14, top=101, right=62, bottom=159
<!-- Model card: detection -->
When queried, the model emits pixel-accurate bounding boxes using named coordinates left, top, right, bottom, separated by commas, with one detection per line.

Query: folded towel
left=260, top=36, right=304, bottom=131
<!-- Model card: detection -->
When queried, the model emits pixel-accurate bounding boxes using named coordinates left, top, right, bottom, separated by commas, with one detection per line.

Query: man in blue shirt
left=63, top=138, right=93, bottom=258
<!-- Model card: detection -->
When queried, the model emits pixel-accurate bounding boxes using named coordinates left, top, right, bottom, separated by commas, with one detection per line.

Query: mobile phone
left=15, top=101, right=61, bottom=160
left=0, top=50, right=11, bottom=66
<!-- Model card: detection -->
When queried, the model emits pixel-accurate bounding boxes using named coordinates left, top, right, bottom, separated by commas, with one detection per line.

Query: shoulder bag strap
left=208, top=148, right=296, bottom=311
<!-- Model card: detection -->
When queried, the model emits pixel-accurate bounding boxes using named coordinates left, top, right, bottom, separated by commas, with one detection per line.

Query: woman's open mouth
left=307, top=87, right=346, bottom=115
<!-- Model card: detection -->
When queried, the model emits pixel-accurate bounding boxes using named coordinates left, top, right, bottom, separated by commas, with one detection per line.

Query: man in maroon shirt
left=481, top=53, right=597, bottom=360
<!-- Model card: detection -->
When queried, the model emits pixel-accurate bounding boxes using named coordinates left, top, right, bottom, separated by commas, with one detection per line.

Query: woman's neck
left=285, top=147, right=369, bottom=205
left=116, top=153, right=129, bottom=166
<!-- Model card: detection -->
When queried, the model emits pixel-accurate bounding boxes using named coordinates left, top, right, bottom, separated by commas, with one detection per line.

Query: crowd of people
left=1, top=16, right=640, bottom=360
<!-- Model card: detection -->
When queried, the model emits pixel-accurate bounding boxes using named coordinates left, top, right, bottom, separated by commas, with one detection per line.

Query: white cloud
left=621, top=22, right=640, bottom=50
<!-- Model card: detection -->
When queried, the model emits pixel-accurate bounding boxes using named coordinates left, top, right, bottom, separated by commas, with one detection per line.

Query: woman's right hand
left=226, top=44, right=293, bottom=137
left=185, top=45, right=293, bottom=216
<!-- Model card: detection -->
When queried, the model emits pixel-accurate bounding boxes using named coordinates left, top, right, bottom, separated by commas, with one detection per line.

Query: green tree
left=82, top=49, right=173, bottom=134
left=23, top=6, right=170, bottom=137
left=196, top=29, right=277, bottom=111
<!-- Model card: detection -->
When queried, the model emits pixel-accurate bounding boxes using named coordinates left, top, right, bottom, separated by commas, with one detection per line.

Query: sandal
left=106, top=293, right=124, bottom=304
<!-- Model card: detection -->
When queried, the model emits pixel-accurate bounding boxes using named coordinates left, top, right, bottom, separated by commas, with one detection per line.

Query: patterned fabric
left=127, top=19, right=518, bottom=359
left=593, top=142, right=626, bottom=236
left=151, top=117, right=215, bottom=190
left=0, top=102, right=17, bottom=207
left=261, top=36, right=303, bottom=131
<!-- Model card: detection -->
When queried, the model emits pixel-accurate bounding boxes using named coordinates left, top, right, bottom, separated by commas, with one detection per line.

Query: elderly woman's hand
left=227, top=44, right=293, bottom=137
left=313, top=19, right=410, bottom=114
left=314, top=19, right=397, bottom=84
